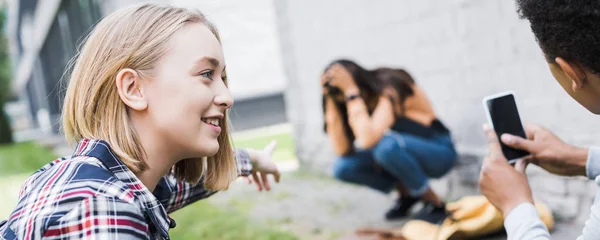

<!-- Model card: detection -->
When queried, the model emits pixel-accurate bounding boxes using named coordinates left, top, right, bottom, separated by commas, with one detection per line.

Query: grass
left=169, top=200, right=298, bottom=240
left=0, top=141, right=57, bottom=176
left=227, top=197, right=257, bottom=214
left=0, top=141, right=58, bottom=218
left=233, top=132, right=296, bottom=162
left=272, top=191, right=294, bottom=201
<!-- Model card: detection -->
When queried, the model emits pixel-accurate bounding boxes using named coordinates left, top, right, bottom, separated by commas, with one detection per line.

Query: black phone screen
left=486, top=94, right=529, bottom=160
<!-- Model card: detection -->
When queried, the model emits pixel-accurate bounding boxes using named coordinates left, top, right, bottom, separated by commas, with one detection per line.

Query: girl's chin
left=201, top=140, right=220, bottom=156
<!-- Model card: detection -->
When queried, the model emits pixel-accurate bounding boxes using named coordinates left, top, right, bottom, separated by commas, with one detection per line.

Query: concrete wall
left=275, top=0, right=598, bottom=222
left=100, top=0, right=166, bottom=14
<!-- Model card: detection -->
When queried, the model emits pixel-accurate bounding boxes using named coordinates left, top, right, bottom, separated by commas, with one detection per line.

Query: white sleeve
left=505, top=147, right=600, bottom=240
left=579, top=146, right=600, bottom=240
left=504, top=202, right=551, bottom=240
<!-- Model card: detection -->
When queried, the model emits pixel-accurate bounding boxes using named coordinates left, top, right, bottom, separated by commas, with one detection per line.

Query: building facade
left=7, top=0, right=105, bottom=135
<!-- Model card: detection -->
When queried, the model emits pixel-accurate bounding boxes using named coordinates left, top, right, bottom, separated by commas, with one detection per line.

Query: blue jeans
left=332, top=131, right=457, bottom=197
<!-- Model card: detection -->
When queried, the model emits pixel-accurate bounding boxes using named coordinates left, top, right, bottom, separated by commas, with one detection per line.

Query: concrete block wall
left=275, top=0, right=599, bottom=221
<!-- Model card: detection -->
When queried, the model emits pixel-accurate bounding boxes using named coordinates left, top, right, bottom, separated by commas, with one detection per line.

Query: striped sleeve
left=157, top=175, right=217, bottom=214
left=19, top=157, right=68, bottom=198
left=42, top=196, right=148, bottom=239
left=235, top=149, right=253, bottom=177
left=155, top=149, right=253, bottom=213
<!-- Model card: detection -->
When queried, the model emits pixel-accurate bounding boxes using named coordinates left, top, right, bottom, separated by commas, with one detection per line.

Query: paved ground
left=208, top=169, right=584, bottom=240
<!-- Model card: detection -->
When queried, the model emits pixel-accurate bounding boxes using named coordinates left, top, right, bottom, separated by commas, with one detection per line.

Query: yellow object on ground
left=401, top=195, right=554, bottom=240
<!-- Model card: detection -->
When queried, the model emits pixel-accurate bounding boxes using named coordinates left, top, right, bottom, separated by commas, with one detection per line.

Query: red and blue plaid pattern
left=0, top=138, right=252, bottom=239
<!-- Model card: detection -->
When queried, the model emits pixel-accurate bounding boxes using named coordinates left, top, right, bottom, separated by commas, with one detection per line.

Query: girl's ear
left=115, top=68, right=148, bottom=111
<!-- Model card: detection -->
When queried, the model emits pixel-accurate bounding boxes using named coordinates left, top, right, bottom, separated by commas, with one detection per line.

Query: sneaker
left=385, top=196, right=419, bottom=220
left=412, top=202, right=451, bottom=224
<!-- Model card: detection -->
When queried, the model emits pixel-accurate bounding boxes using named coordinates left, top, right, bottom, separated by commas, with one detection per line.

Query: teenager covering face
left=322, top=59, right=457, bottom=222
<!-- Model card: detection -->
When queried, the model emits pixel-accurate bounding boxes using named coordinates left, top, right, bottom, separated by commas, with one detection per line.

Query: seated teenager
left=322, top=59, right=457, bottom=222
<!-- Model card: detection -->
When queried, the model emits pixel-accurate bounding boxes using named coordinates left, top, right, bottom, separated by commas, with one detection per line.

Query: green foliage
left=0, top=141, right=57, bottom=176
left=0, top=8, right=14, bottom=144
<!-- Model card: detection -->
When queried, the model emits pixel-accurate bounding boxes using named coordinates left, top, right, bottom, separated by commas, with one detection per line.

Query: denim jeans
left=332, top=131, right=457, bottom=197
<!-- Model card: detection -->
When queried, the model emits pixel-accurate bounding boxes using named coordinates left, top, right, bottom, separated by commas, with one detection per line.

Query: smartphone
left=482, top=91, right=529, bottom=164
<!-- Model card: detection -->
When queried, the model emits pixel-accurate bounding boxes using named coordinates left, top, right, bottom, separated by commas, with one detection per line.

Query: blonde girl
left=0, top=3, right=280, bottom=239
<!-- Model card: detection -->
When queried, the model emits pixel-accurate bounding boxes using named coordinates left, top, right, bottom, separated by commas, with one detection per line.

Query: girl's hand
left=244, top=140, right=281, bottom=191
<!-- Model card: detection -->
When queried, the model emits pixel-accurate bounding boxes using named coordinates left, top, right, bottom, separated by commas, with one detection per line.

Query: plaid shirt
left=0, top=139, right=252, bottom=240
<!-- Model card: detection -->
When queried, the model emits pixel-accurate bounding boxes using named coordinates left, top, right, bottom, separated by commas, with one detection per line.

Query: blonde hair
left=62, top=3, right=238, bottom=190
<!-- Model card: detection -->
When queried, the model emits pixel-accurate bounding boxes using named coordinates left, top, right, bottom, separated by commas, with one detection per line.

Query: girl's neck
left=135, top=161, right=173, bottom=192
left=132, top=124, right=180, bottom=192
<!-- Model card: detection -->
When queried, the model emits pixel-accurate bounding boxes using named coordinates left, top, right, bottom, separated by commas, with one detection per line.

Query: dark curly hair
left=516, top=0, right=600, bottom=73
left=321, top=59, right=416, bottom=154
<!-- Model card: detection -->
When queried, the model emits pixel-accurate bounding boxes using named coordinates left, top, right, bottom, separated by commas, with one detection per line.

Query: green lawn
left=169, top=200, right=298, bottom=240
left=233, top=132, right=296, bottom=162
left=0, top=141, right=57, bottom=176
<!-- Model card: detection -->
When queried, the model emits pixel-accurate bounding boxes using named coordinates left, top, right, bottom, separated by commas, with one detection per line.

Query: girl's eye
left=199, top=70, right=214, bottom=80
